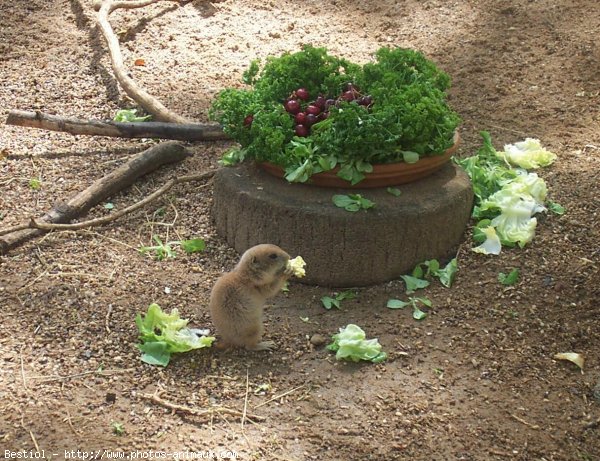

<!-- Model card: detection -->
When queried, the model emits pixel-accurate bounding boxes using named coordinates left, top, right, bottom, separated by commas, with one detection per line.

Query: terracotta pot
left=259, top=131, right=461, bottom=188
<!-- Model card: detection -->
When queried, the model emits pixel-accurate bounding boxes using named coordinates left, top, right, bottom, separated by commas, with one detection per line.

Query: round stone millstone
left=212, top=162, right=473, bottom=287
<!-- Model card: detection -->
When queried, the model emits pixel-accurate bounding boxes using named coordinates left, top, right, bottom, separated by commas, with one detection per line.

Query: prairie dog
left=209, top=244, right=291, bottom=351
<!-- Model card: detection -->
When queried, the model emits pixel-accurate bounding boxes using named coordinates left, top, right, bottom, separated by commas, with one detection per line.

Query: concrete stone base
left=212, top=162, right=473, bottom=287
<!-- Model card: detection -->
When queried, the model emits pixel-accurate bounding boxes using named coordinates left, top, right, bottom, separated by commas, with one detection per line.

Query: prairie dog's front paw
left=250, top=340, right=276, bottom=351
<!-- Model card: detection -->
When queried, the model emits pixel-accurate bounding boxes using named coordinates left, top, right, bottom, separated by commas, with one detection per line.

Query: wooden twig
left=105, top=304, right=113, bottom=334
left=5, top=110, right=229, bottom=141
left=511, top=414, right=540, bottom=430
left=29, top=430, right=40, bottom=452
left=253, top=384, right=307, bottom=409
left=241, top=368, right=250, bottom=429
left=64, top=409, right=80, bottom=437
left=95, top=0, right=188, bottom=123
left=140, top=392, right=265, bottom=422
left=0, top=141, right=187, bottom=254
left=20, top=415, right=41, bottom=452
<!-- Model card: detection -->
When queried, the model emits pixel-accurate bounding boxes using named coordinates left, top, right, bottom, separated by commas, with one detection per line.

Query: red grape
left=296, top=88, right=309, bottom=101
left=341, top=91, right=355, bottom=101
left=295, top=124, right=309, bottom=136
left=295, top=112, right=307, bottom=125
left=318, top=111, right=329, bottom=121
left=314, top=96, right=326, bottom=109
left=358, top=95, right=373, bottom=106
left=243, top=114, right=254, bottom=126
left=284, top=99, right=301, bottom=114
left=305, top=113, right=318, bottom=126
left=306, top=105, right=321, bottom=115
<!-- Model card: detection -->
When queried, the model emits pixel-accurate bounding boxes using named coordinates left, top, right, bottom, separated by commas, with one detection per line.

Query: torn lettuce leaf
left=491, top=203, right=538, bottom=247
left=136, top=303, right=214, bottom=366
left=472, top=226, right=502, bottom=255
left=327, top=324, right=387, bottom=363
left=501, top=171, right=548, bottom=208
left=497, top=138, right=557, bottom=169
left=479, top=181, right=546, bottom=247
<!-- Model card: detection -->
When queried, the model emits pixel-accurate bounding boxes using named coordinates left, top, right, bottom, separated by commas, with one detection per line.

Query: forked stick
left=94, top=0, right=188, bottom=123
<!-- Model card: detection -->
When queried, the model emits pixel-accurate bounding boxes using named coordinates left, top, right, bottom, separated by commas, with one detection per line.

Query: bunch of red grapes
left=243, top=83, right=373, bottom=137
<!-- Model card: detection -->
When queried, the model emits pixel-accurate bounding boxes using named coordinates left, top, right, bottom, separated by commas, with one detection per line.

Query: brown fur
left=208, top=244, right=290, bottom=351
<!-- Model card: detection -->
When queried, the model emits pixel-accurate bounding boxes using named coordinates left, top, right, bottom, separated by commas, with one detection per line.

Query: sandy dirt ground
left=1, top=0, right=599, bottom=460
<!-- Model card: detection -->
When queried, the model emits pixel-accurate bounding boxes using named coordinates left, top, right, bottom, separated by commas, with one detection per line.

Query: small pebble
left=310, top=334, right=327, bottom=347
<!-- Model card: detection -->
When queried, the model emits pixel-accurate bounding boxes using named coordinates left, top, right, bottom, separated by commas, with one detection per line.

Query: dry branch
left=28, top=170, right=214, bottom=232
left=95, top=0, right=188, bottom=123
left=0, top=141, right=187, bottom=255
left=6, top=110, right=229, bottom=141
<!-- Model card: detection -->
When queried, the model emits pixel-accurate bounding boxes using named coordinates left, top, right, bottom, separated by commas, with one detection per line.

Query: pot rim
left=259, top=130, right=461, bottom=188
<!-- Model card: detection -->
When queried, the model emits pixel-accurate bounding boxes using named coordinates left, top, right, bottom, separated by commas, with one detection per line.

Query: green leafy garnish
left=436, top=258, right=458, bottom=287
left=400, top=275, right=430, bottom=294
left=332, top=194, right=375, bottom=212
left=387, top=297, right=432, bottom=320
left=402, top=151, right=420, bottom=164
left=412, top=258, right=458, bottom=288
left=326, top=324, right=387, bottom=363
left=136, top=303, right=214, bottom=367
left=386, top=187, right=402, bottom=197
left=547, top=201, right=565, bottom=215
left=498, top=268, right=520, bottom=286
left=111, top=422, right=125, bottom=436
left=210, top=45, right=460, bottom=185
left=219, top=148, right=246, bottom=167
left=138, top=236, right=176, bottom=261
left=29, top=178, right=41, bottom=190
left=139, top=236, right=205, bottom=260
left=321, top=291, right=356, bottom=310
left=180, top=238, right=206, bottom=254
left=454, top=131, right=518, bottom=212
left=113, top=109, right=151, bottom=122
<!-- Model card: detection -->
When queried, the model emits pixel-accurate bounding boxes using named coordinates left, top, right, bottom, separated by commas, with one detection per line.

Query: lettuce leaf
left=501, top=171, right=548, bottom=208
left=472, top=226, right=502, bottom=255
left=460, top=132, right=558, bottom=252
left=497, top=138, right=557, bottom=169
left=286, top=255, right=306, bottom=278
left=490, top=198, right=538, bottom=247
left=455, top=131, right=518, bottom=210
left=327, top=324, right=387, bottom=363
left=136, top=303, right=214, bottom=366
left=478, top=173, right=547, bottom=247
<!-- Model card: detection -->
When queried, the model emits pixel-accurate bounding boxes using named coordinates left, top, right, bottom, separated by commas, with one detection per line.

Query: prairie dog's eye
left=269, top=253, right=278, bottom=259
